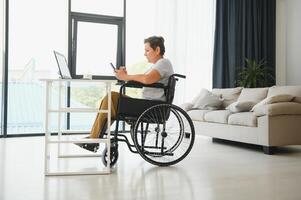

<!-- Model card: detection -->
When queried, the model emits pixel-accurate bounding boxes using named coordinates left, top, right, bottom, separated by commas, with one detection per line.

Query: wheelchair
left=102, top=74, right=195, bottom=167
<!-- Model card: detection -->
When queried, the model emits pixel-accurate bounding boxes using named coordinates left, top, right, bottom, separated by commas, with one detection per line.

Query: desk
left=40, top=78, right=117, bottom=176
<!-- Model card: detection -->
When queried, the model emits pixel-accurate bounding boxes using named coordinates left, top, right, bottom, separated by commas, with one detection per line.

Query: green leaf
left=236, top=58, right=274, bottom=88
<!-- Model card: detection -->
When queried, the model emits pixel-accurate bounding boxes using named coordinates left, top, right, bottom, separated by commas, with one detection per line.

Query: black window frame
left=1, top=0, right=9, bottom=137
left=69, top=12, right=125, bottom=80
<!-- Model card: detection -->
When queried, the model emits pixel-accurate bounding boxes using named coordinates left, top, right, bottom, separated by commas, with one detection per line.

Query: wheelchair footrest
left=143, top=145, right=167, bottom=150
left=143, top=151, right=174, bottom=156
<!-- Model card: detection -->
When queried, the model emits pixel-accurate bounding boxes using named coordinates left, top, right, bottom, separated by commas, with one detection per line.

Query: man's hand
left=115, top=67, right=128, bottom=81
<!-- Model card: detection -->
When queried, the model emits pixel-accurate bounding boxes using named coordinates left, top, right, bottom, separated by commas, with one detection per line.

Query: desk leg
left=58, top=81, right=62, bottom=156
left=106, top=84, right=111, bottom=171
left=44, top=81, right=52, bottom=175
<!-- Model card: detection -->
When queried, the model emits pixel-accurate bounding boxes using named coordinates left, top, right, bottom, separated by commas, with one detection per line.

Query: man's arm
left=115, top=68, right=161, bottom=84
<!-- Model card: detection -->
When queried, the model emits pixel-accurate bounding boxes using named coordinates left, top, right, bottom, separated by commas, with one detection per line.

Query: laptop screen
left=53, top=51, right=72, bottom=79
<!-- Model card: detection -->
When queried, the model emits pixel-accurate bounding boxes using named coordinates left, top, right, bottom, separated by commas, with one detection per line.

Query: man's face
left=144, top=42, right=160, bottom=63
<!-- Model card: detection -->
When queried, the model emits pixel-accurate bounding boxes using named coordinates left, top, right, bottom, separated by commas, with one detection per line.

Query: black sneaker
left=75, top=143, right=99, bottom=153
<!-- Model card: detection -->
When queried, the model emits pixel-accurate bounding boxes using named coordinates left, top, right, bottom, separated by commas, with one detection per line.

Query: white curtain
left=126, top=0, right=216, bottom=104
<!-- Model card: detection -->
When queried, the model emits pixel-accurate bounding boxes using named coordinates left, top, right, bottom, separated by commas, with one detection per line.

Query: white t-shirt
left=142, top=58, right=174, bottom=101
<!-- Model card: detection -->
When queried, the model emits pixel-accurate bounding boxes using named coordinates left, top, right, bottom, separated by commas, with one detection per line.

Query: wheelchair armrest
left=121, top=81, right=166, bottom=89
left=119, top=81, right=166, bottom=96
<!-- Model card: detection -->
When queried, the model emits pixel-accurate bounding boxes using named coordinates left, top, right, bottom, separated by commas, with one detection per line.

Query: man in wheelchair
left=76, top=36, right=195, bottom=166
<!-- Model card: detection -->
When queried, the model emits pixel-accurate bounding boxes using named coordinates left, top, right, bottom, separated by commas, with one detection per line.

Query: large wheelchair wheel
left=132, top=104, right=195, bottom=166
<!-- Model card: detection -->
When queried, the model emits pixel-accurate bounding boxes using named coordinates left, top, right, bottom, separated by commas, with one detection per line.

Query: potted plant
left=236, top=58, right=274, bottom=88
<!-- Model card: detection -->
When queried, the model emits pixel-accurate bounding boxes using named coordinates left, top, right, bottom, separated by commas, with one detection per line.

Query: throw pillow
left=226, top=101, right=256, bottom=113
left=251, top=94, right=295, bottom=112
left=192, top=88, right=223, bottom=110
left=237, top=88, right=269, bottom=103
left=212, top=87, right=243, bottom=108
left=267, top=86, right=301, bottom=103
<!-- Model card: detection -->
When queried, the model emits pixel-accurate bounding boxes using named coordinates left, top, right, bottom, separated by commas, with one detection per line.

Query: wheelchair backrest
left=165, top=74, right=186, bottom=104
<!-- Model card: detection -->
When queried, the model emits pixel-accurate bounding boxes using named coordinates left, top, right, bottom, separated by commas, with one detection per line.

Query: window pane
left=76, top=22, right=118, bottom=76
left=0, top=0, right=4, bottom=135
left=72, top=0, right=124, bottom=17
left=8, top=0, right=68, bottom=134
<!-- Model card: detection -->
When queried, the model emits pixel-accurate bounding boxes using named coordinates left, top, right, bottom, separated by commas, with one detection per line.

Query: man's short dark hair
left=144, top=36, right=165, bottom=56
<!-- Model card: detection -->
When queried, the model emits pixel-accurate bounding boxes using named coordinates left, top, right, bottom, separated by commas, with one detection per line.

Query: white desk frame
left=41, top=79, right=116, bottom=176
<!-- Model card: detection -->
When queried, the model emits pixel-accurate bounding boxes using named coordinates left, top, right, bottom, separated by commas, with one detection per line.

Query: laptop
left=53, top=50, right=72, bottom=79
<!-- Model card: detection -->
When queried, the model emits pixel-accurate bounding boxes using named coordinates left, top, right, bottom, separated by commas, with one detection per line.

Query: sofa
left=181, top=86, right=301, bottom=154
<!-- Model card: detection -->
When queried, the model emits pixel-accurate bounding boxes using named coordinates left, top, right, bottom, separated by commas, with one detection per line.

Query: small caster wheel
left=102, top=146, right=119, bottom=167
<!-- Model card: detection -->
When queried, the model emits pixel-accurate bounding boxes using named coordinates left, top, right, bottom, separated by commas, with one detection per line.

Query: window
left=70, top=13, right=124, bottom=79
left=7, top=0, right=68, bottom=135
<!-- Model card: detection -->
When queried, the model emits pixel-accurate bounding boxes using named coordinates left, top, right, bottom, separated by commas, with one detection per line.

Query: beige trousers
left=90, top=91, right=121, bottom=138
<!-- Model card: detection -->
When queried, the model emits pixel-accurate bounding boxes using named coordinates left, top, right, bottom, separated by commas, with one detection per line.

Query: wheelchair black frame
left=108, top=74, right=186, bottom=155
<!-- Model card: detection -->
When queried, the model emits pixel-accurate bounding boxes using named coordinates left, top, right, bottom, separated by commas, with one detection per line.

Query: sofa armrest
left=253, top=102, right=301, bottom=117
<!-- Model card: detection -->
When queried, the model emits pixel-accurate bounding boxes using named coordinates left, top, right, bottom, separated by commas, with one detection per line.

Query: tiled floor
left=1, top=135, right=301, bottom=200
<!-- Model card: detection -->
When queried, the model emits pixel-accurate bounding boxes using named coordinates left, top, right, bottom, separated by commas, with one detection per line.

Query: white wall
left=276, top=0, right=301, bottom=85
left=285, top=0, right=301, bottom=85
left=276, top=0, right=286, bottom=85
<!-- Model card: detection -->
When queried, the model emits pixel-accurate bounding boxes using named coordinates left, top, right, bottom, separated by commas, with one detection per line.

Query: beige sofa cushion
left=268, top=85, right=301, bottom=103
left=253, top=102, right=301, bottom=117
left=228, top=112, right=257, bottom=127
left=187, top=110, right=211, bottom=122
left=251, top=94, right=295, bottom=111
left=204, top=110, right=231, bottom=124
left=237, top=88, right=268, bottom=103
left=212, top=87, right=243, bottom=109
